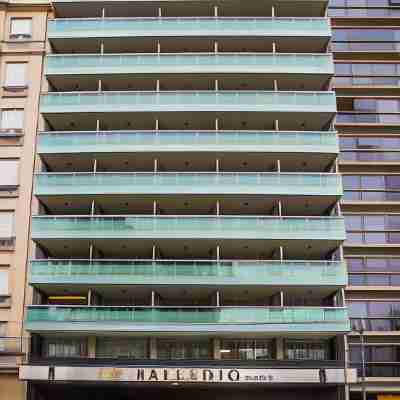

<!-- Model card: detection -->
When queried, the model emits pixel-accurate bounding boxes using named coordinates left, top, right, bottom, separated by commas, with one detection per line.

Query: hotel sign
left=20, top=366, right=357, bottom=384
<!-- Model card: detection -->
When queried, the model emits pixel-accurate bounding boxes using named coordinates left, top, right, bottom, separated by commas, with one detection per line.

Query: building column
left=213, top=338, right=221, bottom=360
left=88, top=336, right=96, bottom=358
left=276, top=337, right=284, bottom=360
left=150, top=338, right=157, bottom=359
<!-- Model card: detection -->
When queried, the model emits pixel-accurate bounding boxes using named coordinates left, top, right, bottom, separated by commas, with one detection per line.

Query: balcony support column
left=153, top=200, right=157, bottom=215
left=276, top=337, right=284, bottom=360
left=273, top=79, right=278, bottom=92
left=278, top=200, right=282, bottom=216
left=150, top=338, right=157, bottom=359
left=272, top=41, right=276, bottom=53
left=100, top=41, right=104, bottom=55
left=157, top=40, right=161, bottom=54
left=215, top=79, right=219, bottom=91
left=274, top=119, right=279, bottom=131
left=98, top=79, right=102, bottom=92
left=158, top=7, right=162, bottom=17
left=216, top=158, right=219, bottom=172
left=216, top=200, right=220, bottom=216
left=154, top=159, right=158, bottom=172
left=216, top=245, right=220, bottom=261
left=88, top=336, right=96, bottom=359
left=96, top=119, right=100, bottom=132
left=151, top=291, right=155, bottom=306
left=214, top=6, right=218, bottom=17
left=279, top=246, right=284, bottom=261
left=276, top=159, right=281, bottom=172
left=93, top=159, right=97, bottom=173
left=215, top=118, right=219, bottom=131
left=152, top=245, right=156, bottom=260
left=214, top=41, right=218, bottom=53
left=213, top=338, right=221, bottom=359
left=156, top=79, right=160, bottom=92
left=280, top=291, right=284, bottom=307
left=271, top=5, right=275, bottom=17
left=155, top=119, right=159, bottom=130
left=88, top=289, right=92, bottom=306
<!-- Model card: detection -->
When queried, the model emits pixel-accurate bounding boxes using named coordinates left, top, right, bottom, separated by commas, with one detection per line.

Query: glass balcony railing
left=29, top=259, right=348, bottom=286
left=34, top=172, right=343, bottom=197
left=31, top=215, right=346, bottom=241
left=47, top=17, right=331, bottom=40
left=40, top=91, right=337, bottom=114
left=37, top=130, right=339, bottom=155
left=45, top=53, right=334, bottom=76
left=25, top=306, right=350, bottom=333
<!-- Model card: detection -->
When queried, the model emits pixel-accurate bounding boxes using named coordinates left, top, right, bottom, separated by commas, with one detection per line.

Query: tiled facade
left=331, top=0, right=400, bottom=398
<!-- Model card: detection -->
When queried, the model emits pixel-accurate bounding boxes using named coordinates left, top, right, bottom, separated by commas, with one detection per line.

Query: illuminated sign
left=19, top=366, right=357, bottom=384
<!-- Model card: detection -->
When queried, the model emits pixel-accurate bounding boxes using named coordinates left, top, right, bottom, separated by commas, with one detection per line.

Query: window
left=10, top=18, right=32, bottom=39
left=97, top=337, right=148, bottom=359
left=4, top=63, right=27, bottom=88
left=0, top=212, right=14, bottom=239
left=0, top=270, right=8, bottom=296
left=0, top=110, right=24, bottom=131
left=43, top=338, right=87, bottom=358
left=0, top=161, right=18, bottom=187
left=285, top=340, right=329, bottom=361
left=220, top=339, right=272, bottom=360
left=157, top=339, right=210, bottom=360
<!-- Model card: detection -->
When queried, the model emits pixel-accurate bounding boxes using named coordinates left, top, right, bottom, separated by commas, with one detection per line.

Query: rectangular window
left=4, top=63, right=27, bottom=88
left=220, top=339, right=272, bottom=360
left=285, top=340, right=329, bottom=361
left=96, top=337, right=148, bottom=359
left=0, top=270, right=8, bottom=296
left=0, top=160, right=18, bottom=187
left=0, top=110, right=24, bottom=130
left=0, top=212, right=14, bottom=239
left=157, top=339, right=211, bottom=360
left=43, top=338, right=87, bottom=358
left=10, top=18, right=32, bottom=39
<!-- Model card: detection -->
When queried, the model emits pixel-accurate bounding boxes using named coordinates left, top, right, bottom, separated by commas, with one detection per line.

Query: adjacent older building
left=0, top=0, right=49, bottom=399
left=18, top=0, right=354, bottom=399
left=330, top=0, right=400, bottom=399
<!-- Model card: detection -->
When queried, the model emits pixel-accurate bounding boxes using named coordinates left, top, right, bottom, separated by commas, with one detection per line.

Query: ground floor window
left=220, top=339, right=273, bottom=360
left=96, top=337, right=148, bottom=359
left=43, top=338, right=87, bottom=358
left=285, top=340, right=329, bottom=360
left=157, top=338, right=211, bottom=359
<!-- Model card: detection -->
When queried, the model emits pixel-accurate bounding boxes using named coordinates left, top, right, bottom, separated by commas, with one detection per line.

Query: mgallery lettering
left=136, top=368, right=240, bottom=382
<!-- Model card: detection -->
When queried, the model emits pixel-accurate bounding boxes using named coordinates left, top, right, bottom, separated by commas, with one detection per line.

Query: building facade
left=17, top=0, right=356, bottom=399
left=0, top=0, right=49, bottom=398
left=329, top=0, right=400, bottom=399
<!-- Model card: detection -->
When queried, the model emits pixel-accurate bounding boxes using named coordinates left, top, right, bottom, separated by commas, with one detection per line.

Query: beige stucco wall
left=0, top=1, right=50, bottom=399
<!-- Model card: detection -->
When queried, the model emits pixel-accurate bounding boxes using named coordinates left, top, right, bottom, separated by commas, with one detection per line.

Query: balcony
left=29, top=259, right=348, bottom=287
left=37, top=130, right=339, bottom=156
left=24, top=305, right=350, bottom=333
left=40, top=91, right=336, bottom=131
left=31, top=215, right=346, bottom=241
left=41, top=91, right=336, bottom=114
left=45, top=53, right=334, bottom=77
left=47, top=17, right=331, bottom=41
left=34, top=172, right=343, bottom=197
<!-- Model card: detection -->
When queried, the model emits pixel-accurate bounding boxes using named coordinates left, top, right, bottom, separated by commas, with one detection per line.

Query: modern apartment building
left=330, top=0, right=400, bottom=399
left=0, top=0, right=49, bottom=398
left=16, top=0, right=357, bottom=399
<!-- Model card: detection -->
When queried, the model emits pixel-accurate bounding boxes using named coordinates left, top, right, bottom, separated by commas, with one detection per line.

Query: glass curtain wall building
left=19, top=0, right=355, bottom=399
left=330, top=0, right=400, bottom=399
